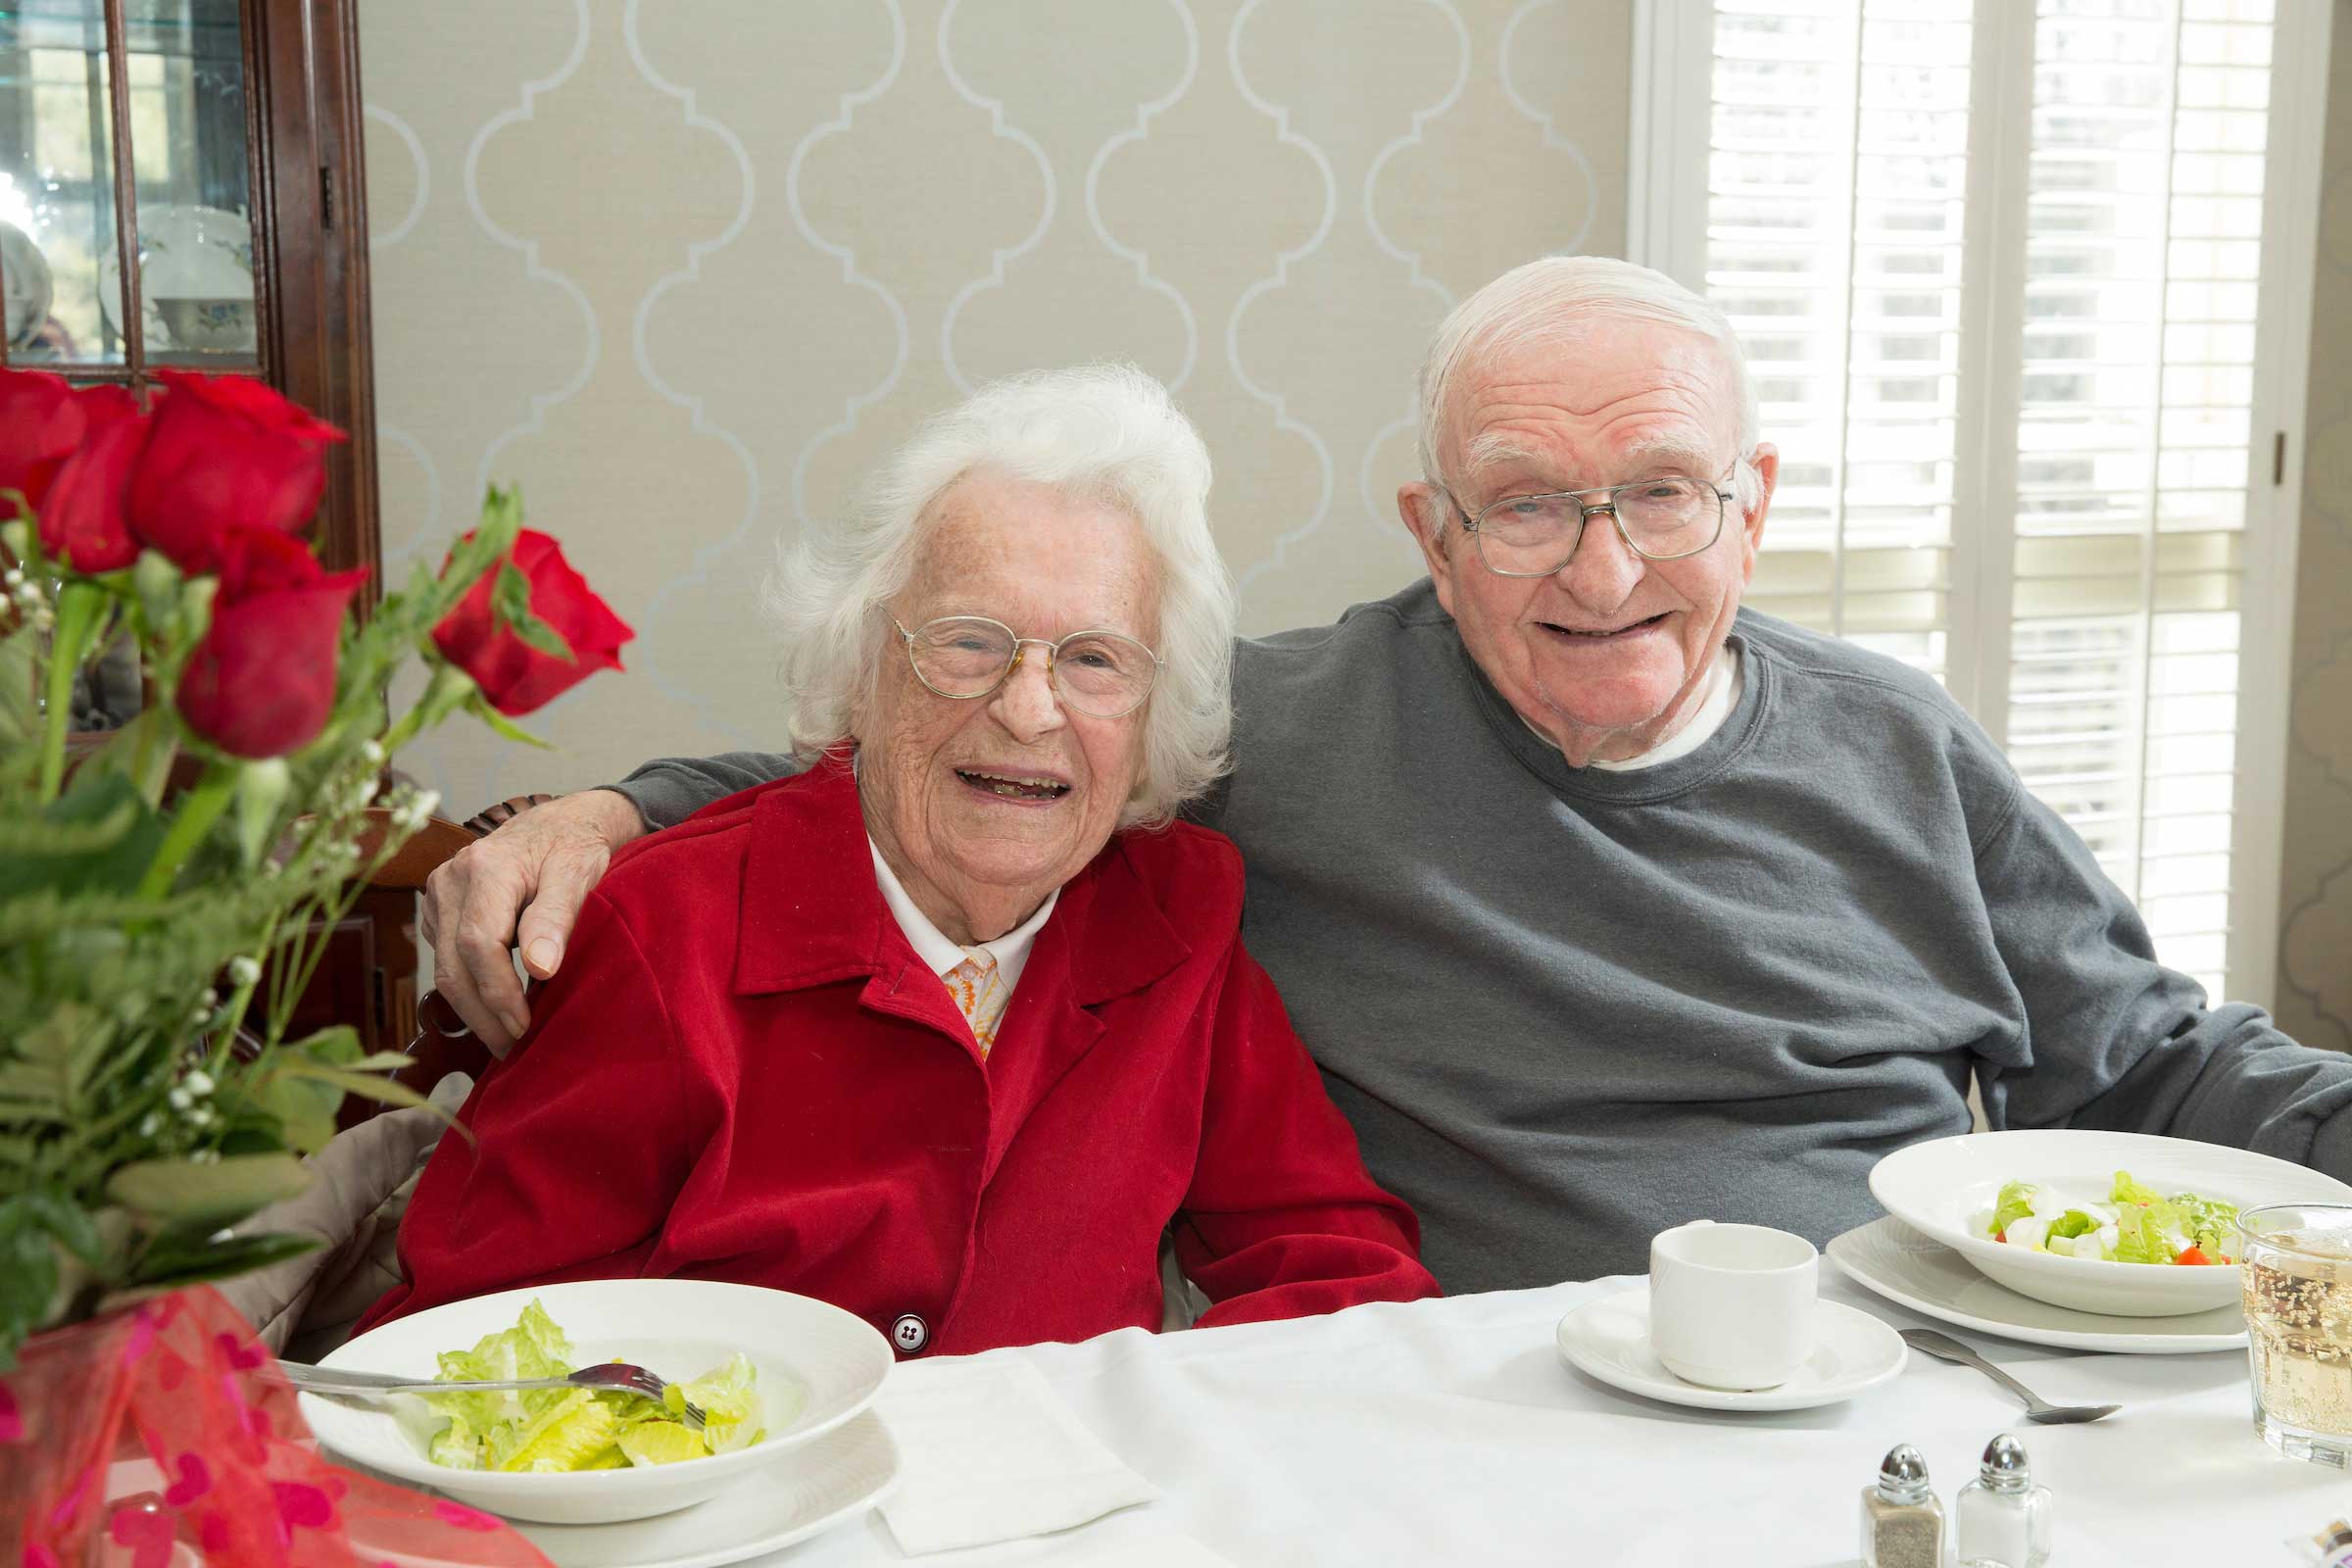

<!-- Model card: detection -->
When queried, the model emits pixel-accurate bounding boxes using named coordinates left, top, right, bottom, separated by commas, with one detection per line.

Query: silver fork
left=279, top=1358, right=708, bottom=1429
left=1899, top=1329, right=2121, bottom=1425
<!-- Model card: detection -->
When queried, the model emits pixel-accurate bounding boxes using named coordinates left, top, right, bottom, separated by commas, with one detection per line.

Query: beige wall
left=358, top=0, right=1633, bottom=812
left=2278, top=10, right=2352, bottom=1053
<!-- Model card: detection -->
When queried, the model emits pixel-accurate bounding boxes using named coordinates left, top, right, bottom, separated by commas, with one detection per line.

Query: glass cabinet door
left=0, top=0, right=258, bottom=376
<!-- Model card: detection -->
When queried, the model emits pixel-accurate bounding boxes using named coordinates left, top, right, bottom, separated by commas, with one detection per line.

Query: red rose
left=0, top=368, right=87, bottom=512
left=127, top=371, right=346, bottom=572
left=175, top=527, right=368, bottom=758
left=39, top=386, right=147, bottom=571
left=431, top=529, right=633, bottom=714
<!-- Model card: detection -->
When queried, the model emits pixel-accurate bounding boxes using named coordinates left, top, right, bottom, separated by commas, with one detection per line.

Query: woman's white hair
left=764, top=364, right=1234, bottom=829
left=1414, top=255, right=1764, bottom=521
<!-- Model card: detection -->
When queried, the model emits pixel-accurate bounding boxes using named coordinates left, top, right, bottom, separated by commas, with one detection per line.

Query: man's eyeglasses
left=891, top=614, right=1161, bottom=718
left=1450, top=468, right=1738, bottom=577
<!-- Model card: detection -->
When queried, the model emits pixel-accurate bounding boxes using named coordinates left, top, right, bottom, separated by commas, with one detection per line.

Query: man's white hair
left=763, top=363, right=1235, bottom=829
left=1414, top=255, right=1764, bottom=521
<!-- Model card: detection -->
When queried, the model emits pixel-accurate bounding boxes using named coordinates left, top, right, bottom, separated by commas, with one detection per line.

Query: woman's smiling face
left=856, top=469, right=1159, bottom=942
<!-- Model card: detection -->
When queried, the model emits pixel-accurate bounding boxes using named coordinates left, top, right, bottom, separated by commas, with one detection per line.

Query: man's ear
left=1736, top=443, right=1778, bottom=585
left=1398, top=481, right=1458, bottom=615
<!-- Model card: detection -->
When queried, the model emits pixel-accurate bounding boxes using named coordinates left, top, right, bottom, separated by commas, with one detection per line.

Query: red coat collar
left=729, top=761, right=1192, bottom=1008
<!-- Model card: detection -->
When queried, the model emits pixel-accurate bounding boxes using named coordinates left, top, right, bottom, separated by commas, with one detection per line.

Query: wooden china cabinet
left=3, top=0, right=421, bottom=1064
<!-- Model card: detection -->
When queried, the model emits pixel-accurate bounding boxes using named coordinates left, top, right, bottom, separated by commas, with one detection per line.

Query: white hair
left=763, top=364, right=1234, bottom=829
left=1414, top=255, right=1764, bottom=524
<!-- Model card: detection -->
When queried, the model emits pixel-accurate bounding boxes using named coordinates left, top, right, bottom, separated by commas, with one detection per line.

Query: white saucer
left=509, top=1410, right=902, bottom=1568
left=1553, top=1284, right=1907, bottom=1411
left=1828, top=1215, right=2245, bottom=1355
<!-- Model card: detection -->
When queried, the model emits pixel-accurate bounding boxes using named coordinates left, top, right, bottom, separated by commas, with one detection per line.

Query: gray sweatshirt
left=610, top=580, right=2352, bottom=1291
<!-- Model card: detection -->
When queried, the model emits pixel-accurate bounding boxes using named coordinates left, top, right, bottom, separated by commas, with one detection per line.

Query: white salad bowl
left=300, top=1279, right=894, bottom=1525
left=1870, top=1130, right=2352, bottom=1317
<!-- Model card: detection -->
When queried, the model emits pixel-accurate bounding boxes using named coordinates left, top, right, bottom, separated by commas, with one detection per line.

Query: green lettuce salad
left=1968, top=1169, right=2239, bottom=1266
left=421, top=1300, right=764, bottom=1472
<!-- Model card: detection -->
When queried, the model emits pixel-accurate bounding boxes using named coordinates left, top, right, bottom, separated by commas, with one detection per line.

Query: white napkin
left=1036, top=1537, right=1238, bottom=1568
left=876, top=1357, right=1161, bottom=1554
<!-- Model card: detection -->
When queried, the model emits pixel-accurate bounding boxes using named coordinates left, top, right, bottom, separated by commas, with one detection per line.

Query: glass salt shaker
left=1955, top=1433, right=2052, bottom=1568
left=1862, top=1444, right=1946, bottom=1568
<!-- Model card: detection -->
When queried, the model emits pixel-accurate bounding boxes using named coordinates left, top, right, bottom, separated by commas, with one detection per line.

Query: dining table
left=766, top=1269, right=2349, bottom=1567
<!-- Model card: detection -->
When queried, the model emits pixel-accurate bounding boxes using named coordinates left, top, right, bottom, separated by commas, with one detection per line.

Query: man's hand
left=420, top=789, right=647, bottom=1052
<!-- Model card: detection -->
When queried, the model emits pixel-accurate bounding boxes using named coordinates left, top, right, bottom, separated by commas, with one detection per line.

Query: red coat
left=364, top=764, right=1437, bottom=1355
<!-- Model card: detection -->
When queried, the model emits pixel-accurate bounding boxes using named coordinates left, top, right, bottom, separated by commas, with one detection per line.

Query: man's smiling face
left=1401, top=319, right=1779, bottom=766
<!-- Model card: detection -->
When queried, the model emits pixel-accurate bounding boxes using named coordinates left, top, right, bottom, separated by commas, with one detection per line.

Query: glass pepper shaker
left=1862, top=1443, right=1946, bottom=1568
left=1955, top=1433, right=2053, bottom=1568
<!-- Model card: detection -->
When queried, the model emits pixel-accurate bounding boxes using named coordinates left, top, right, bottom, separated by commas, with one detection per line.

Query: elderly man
left=426, top=257, right=2352, bottom=1291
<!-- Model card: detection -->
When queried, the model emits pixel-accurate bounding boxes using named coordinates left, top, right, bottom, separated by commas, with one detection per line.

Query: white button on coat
left=892, top=1313, right=929, bottom=1353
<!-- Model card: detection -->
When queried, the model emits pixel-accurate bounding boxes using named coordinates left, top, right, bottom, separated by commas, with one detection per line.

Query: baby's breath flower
left=168, top=1087, right=193, bottom=1111
left=184, top=1070, right=215, bottom=1097
left=188, top=1105, right=216, bottom=1129
left=362, top=740, right=385, bottom=765
left=2, top=566, right=22, bottom=588
left=138, top=1112, right=163, bottom=1138
left=227, top=956, right=262, bottom=987
left=29, top=607, right=52, bottom=631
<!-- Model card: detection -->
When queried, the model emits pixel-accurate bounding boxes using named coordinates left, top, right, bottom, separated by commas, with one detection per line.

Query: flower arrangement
left=0, top=366, right=632, bottom=1368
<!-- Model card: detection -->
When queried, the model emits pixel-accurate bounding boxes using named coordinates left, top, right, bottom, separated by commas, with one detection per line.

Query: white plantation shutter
left=1632, top=0, right=2328, bottom=1004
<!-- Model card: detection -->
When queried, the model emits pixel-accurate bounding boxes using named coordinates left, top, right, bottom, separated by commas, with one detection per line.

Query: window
left=1632, top=0, right=2329, bottom=1004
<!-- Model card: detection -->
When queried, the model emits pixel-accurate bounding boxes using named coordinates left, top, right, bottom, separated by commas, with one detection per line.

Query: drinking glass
left=2241, top=1202, right=2352, bottom=1467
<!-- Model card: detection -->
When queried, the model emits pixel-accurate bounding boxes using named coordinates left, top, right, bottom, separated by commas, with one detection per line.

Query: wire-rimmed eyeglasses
left=891, top=614, right=1162, bottom=719
left=1451, top=467, right=1739, bottom=577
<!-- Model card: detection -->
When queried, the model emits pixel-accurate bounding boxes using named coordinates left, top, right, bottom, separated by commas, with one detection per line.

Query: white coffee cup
left=1648, top=1219, right=1819, bottom=1391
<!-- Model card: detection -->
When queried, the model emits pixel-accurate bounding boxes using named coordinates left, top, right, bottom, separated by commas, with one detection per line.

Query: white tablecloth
left=770, top=1273, right=2348, bottom=1566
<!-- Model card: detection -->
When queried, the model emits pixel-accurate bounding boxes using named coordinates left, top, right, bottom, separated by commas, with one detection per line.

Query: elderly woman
left=362, top=366, right=1437, bottom=1353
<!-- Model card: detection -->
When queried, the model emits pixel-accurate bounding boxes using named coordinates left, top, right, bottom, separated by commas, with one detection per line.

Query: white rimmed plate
left=1828, top=1215, right=2246, bottom=1354
left=1554, top=1283, right=1907, bottom=1412
left=512, top=1409, right=901, bottom=1568
left=1869, top=1129, right=2352, bottom=1316
left=301, top=1279, right=893, bottom=1525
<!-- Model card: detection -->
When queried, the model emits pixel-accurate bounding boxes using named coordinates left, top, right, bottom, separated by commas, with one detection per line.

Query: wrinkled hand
left=420, top=789, right=645, bottom=1052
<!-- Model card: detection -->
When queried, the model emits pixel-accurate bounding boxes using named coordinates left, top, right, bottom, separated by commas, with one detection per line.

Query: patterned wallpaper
left=358, top=0, right=2343, bottom=1038
left=2278, top=11, right=2352, bottom=1054
left=357, top=0, right=1631, bottom=813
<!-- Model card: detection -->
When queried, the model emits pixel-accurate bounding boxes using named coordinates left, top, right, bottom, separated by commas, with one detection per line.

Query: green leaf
left=127, top=1228, right=320, bottom=1292
left=15, top=1003, right=112, bottom=1103
left=75, top=706, right=181, bottom=807
left=286, top=1024, right=363, bottom=1067
left=0, top=619, right=37, bottom=752
left=0, top=771, right=167, bottom=899
left=3, top=1190, right=105, bottom=1267
left=466, top=691, right=552, bottom=749
left=0, top=1215, right=62, bottom=1366
left=0, top=1191, right=112, bottom=1365
left=270, top=1058, right=435, bottom=1113
left=477, top=482, right=524, bottom=558
left=492, top=560, right=575, bottom=662
left=104, top=1152, right=311, bottom=1227
left=341, top=1051, right=424, bottom=1072
left=248, top=1071, right=342, bottom=1155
